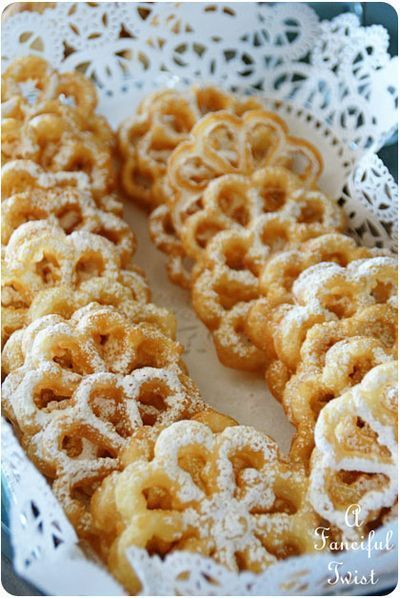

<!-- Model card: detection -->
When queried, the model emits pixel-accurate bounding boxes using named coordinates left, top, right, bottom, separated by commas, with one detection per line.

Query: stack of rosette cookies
left=1, top=57, right=397, bottom=594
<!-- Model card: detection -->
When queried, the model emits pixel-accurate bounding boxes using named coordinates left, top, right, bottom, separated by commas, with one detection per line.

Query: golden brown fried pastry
left=309, top=361, right=398, bottom=540
left=118, top=87, right=263, bottom=209
left=91, top=411, right=320, bottom=593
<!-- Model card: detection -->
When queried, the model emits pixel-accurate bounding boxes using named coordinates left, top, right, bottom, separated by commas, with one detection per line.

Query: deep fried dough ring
left=2, top=56, right=58, bottom=103
left=266, top=304, right=397, bottom=466
left=4, top=364, right=203, bottom=538
left=168, top=109, right=322, bottom=227
left=177, top=168, right=345, bottom=262
left=2, top=303, right=184, bottom=377
left=2, top=56, right=99, bottom=118
left=1, top=221, right=147, bottom=344
left=2, top=87, right=116, bottom=197
left=246, top=234, right=384, bottom=357
left=1, top=159, right=122, bottom=214
left=273, top=256, right=397, bottom=372
left=91, top=416, right=320, bottom=593
left=309, top=361, right=397, bottom=540
left=2, top=188, right=136, bottom=265
left=118, top=87, right=264, bottom=209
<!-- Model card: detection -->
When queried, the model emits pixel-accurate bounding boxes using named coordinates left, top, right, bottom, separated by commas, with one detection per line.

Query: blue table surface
left=1, top=2, right=397, bottom=595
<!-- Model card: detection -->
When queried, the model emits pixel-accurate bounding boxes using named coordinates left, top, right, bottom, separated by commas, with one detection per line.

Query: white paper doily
left=1, top=3, right=398, bottom=596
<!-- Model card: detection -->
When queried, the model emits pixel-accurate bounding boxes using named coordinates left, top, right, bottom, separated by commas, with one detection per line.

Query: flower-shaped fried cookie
left=2, top=61, right=116, bottom=197
left=168, top=109, right=323, bottom=229
left=191, top=231, right=366, bottom=373
left=1, top=160, right=122, bottom=214
left=177, top=167, right=344, bottom=262
left=2, top=363, right=204, bottom=538
left=273, top=256, right=397, bottom=372
left=2, top=303, right=183, bottom=377
left=1, top=221, right=145, bottom=343
left=91, top=418, right=320, bottom=593
left=309, top=361, right=398, bottom=541
left=279, top=303, right=397, bottom=466
left=118, top=86, right=263, bottom=209
left=247, top=233, right=378, bottom=356
left=2, top=186, right=136, bottom=265
left=149, top=101, right=327, bottom=291
left=2, top=56, right=98, bottom=117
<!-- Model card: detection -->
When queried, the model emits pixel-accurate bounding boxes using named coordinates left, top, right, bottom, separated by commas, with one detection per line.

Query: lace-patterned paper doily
left=1, top=3, right=398, bottom=596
